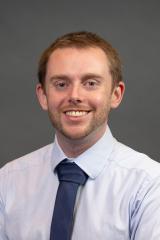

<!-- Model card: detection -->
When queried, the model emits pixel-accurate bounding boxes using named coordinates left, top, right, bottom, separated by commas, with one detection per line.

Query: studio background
left=1, top=0, right=160, bottom=167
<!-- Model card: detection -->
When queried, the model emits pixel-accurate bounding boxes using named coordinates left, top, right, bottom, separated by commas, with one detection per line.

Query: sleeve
left=0, top=169, right=8, bottom=240
left=130, top=176, right=160, bottom=240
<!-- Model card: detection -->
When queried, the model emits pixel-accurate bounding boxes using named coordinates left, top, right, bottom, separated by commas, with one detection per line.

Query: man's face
left=37, top=47, right=124, bottom=142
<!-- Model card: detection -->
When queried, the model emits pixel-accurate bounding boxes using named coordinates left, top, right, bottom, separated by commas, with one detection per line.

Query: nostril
left=68, top=98, right=82, bottom=104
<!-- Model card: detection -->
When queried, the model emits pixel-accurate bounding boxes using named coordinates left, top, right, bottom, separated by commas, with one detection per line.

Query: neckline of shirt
left=51, top=126, right=116, bottom=179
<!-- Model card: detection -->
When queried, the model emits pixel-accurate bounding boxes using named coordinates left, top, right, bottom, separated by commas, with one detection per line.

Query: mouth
left=64, top=110, right=91, bottom=117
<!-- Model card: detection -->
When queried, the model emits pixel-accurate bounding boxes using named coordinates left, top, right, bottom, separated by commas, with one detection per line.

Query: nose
left=68, top=83, right=83, bottom=104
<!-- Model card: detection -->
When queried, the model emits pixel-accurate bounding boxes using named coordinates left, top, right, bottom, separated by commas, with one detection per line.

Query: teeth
left=65, top=111, right=88, bottom=116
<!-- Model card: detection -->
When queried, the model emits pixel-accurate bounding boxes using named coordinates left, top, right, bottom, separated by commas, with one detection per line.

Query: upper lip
left=62, top=108, right=91, bottom=113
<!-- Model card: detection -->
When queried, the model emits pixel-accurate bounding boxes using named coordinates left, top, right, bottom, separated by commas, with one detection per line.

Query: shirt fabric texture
left=0, top=127, right=160, bottom=240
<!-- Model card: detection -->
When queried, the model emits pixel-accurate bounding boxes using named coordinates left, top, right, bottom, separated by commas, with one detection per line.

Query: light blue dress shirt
left=1, top=127, right=160, bottom=239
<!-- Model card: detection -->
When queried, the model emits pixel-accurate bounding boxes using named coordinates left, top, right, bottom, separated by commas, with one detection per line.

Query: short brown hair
left=38, top=31, right=123, bottom=87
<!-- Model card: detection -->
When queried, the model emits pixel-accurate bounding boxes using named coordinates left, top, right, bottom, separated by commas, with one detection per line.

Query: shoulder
left=0, top=143, right=54, bottom=208
left=111, top=140, right=160, bottom=180
left=0, top=143, right=54, bottom=176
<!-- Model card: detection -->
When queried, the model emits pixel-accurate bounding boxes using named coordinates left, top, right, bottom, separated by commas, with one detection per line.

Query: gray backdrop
left=1, top=0, right=160, bottom=167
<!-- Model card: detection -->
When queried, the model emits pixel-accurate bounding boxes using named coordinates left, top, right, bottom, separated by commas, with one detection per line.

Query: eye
left=54, top=80, right=68, bottom=90
left=84, top=79, right=99, bottom=89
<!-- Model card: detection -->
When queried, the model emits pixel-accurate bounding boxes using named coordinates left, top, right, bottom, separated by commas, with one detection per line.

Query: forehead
left=46, top=47, right=110, bottom=76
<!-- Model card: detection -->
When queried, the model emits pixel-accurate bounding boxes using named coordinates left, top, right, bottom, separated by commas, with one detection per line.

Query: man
left=0, top=31, right=160, bottom=240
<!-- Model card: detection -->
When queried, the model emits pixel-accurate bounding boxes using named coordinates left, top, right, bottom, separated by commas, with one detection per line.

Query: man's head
left=36, top=31, right=125, bottom=150
left=38, top=31, right=123, bottom=89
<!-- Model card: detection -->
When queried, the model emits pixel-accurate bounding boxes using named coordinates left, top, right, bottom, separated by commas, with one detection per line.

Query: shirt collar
left=51, top=126, right=116, bottom=179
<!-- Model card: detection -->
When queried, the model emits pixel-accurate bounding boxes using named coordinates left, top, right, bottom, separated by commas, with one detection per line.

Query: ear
left=111, top=81, right=125, bottom=109
left=36, top=83, right=48, bottom=111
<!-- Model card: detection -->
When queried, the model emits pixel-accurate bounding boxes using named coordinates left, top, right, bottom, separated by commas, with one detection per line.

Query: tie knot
left=56, top=161, right=88, bottom=185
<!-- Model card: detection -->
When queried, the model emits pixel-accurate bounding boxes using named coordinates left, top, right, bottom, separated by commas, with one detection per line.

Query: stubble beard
left=48, top=107, right=110, bottom=141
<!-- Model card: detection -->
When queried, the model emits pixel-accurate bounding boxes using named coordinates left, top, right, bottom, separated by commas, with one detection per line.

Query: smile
left=65, top=111, right=90, bottom=117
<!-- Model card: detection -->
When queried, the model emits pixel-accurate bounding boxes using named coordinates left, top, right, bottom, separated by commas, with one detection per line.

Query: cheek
left=89, top=92, right=110, bottom=108
left=47, top=92, right=65, bottom=111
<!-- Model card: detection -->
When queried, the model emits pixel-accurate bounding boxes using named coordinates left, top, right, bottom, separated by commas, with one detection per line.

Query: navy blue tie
left=50, top=160, right=88, bottom=240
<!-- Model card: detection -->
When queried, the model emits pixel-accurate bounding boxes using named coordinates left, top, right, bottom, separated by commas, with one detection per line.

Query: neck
left=56, top=125, right=107, bottom=158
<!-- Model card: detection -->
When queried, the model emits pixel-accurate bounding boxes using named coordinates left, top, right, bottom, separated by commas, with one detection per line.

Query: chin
left=63, top=133, right=88, bottom=140
left=60, top=128, right=92, bottom=141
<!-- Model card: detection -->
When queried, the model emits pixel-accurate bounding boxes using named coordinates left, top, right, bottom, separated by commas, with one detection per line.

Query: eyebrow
left=49, top=75, right=70, bottom=82
left=49, top=73, right=103, bottom=82
left=82, top=73, right=103, bottom=81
